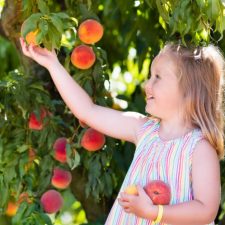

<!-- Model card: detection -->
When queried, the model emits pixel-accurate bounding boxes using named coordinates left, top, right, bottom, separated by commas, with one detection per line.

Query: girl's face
left=144, top=52, right=184, bottom=120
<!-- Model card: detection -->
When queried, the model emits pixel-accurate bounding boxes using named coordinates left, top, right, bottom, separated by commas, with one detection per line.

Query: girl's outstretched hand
left=20, top=37, right=59, bottom=70
left=118, top=185, right=154, bottom=219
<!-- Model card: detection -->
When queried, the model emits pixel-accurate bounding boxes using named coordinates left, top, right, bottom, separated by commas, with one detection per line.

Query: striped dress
left=105, top=117, right=215, bottom=225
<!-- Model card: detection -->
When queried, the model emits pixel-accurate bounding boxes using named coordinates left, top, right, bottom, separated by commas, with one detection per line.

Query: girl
left=20, top=38, right=224, bottom=225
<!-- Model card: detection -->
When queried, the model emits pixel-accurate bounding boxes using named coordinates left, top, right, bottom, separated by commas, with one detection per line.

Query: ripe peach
left=21, top=21, right=39, bottom=45
left=144, top=180, right=171, bottom=205
left=40, top=190, right=63, bottom=214
left=5, top=201, right=18, bottom=217
left=124, top=185, right=138, bottom=195
left=28, top=108, right=47, bottom=130
left=71, top=45, right=96, bottom=70
left=81, top=128, right=105, bottom=151
left=25, top=29, right=39, bottom=45
left=51, top=168, right=72, bottom=189
left=78, top=19, right=104, bottom=44
left=53, top=137, right=67, bottom=163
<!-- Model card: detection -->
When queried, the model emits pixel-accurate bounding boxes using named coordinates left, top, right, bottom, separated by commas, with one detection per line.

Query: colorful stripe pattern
left=105, top=117, right=215, bottom=225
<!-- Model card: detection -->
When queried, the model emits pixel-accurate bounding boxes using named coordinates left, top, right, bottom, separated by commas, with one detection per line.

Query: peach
left=144, top=180, right=171, bottom=205
left=40, top=190, right=63, bottom=214
left=81, top=128, right=105, bottom=151
left=78, top=19, right=104, bottom=44
left=71, top=45, right=96, bottom=70
left=51, top=168, right=72, bottom=189
left=28, top=108, right=47, bottom=130
left=124, top=185, right=138, bottom=195
left=5, top=201, right=18, bottom=217
left=25, top=29, right=39, bottom=45
left=53, top=137, right=67, bottom=163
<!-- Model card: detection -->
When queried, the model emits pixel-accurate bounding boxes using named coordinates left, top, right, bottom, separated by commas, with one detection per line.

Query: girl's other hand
left=20, top=37, right=59, bottom=70
left=118, top=185, right=154, bottom=219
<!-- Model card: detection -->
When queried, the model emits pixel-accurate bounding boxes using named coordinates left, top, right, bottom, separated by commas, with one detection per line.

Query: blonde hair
left=160, top=43, right=225, bottom=160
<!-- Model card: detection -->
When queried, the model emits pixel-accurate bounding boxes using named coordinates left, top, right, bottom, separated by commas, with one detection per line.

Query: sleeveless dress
left=105, top=117, right=215, bottom=225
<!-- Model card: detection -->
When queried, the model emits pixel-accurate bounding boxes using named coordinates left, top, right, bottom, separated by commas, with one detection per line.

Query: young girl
left=20, top=38, right=224, bottom=225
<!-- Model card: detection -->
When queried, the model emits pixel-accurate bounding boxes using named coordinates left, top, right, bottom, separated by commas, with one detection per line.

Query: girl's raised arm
left=20, top=38, right=147, bottom=144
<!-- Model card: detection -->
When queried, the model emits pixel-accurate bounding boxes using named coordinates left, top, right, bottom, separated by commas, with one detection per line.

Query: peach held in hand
left=81, top=128, right=105, bottom=151
left=25, top=29, right=39, bottom=45
left=51, top=168, right=72, bottom=189
left=71, top=45, right=96, bottom=70
left=40, top=190, right=63, bottom=214
left=124, top=185, right=138, bottom=195
left=53, top=137, right=67, bottom=163
left=144, top=180, right=171, bottom=205
left=21, top=21, right=39, bottom=45
left=78, top=19, right=104, bottom=44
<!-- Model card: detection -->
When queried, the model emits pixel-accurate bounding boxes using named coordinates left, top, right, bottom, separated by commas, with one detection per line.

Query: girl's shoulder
left=136, top=115, right=159, bottom=141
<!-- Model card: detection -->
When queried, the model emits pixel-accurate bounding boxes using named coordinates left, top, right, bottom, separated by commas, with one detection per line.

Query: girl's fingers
left=28, top=44, right=36, bottom=59
left=20, top=38, right=27, bottom=52
left=124, top=207, right=131, bottom=213
left=118, top=198, right=130, bottom=208
left=20, top=38, right=31, bottom=57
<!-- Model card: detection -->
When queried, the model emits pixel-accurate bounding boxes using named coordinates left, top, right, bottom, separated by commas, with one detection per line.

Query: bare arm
left=47, top=61, right=147, bottom=143
left=20, top=39, right=147, bottom=144
left=119, top=139, right=221, bottom=224
left=148, top=140, right=220, bottom=224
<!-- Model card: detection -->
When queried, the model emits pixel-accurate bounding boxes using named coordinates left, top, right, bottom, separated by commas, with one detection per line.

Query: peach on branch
left=78, top=19, right=104, bottom=44
left=51, top=168, right=72, bottom=189
left=53, top=137, right=67, bottom=163
left=81, top=128, right=105, bottom=151
left=71, top=45, right=96, bottom=70
left=28, top=108, right=48, bottom=130
left=5, top=201, right=18, bottom=217
left=40, top=190, right=63, bottom=214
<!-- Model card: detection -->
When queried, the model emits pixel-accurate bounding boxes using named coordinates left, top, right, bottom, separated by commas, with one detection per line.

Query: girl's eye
left=155, top=74, right=160, bottom=79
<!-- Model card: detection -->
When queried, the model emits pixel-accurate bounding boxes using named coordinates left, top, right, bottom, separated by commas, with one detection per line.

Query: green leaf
left=38, top=213, right=52, bottom=225
left=37, top=0, right=50, bottom=14
left=54, top=12, right=70, bottom=19
left=0, top=176, right=9, bottom=207
left=50, top=14, right=64, bottom=33
left=17, top=144, right=29, bottom=153
left=71, top=150, right=80, bottom=170
left=21, top=13, right=43, bottom=38
left=61, top=189, right=76, bottom=210
left=12, top=202, right=28, bottom=225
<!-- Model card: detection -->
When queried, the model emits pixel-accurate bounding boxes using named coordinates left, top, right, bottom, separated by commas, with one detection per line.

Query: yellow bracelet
left=153, top=205, right=163, bottom=224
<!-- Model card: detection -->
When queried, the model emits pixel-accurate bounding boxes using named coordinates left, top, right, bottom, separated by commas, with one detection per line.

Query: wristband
left=153, top=205, right=163, bottom=224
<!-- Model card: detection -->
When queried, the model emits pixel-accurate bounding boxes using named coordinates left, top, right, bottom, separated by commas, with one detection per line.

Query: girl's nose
left=144, top=78, right=152, bottom=90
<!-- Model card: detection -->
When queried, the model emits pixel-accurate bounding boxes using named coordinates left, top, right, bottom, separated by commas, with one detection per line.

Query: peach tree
left=0, top=0, right=225, bottom=224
